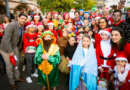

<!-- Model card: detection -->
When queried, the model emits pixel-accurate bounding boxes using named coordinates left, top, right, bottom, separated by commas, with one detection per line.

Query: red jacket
left=96, top=41, right=115, bottom=70
left=23, top=33, right=38, bottom=53
left=94, top=33, right=102, bottom=48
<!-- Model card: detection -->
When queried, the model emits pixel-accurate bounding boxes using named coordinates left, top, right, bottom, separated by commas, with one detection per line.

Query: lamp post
left=5, top=0, right=10, bottom=18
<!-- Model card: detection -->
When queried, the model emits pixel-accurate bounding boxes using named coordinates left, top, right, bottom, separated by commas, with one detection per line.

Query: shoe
left=11, top=84, right=17, bottom=90
left=22, top=65, right=26, bottom=71
left=16, top=78, right=26, bottom=82
left=31, top=73, right=38, bottom=77
left=26, top=77, right=32, bottom=83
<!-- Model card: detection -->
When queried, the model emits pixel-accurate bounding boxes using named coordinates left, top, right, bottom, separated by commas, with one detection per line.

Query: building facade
left=95, top=0, right=106, bottom=9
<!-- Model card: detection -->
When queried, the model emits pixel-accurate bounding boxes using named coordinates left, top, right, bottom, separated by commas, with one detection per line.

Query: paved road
left=0, top=61, right=69, bottom=90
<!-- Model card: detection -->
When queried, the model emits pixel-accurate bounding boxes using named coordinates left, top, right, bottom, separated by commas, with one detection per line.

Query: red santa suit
left=94, top=32, right=102, bottom=48
left=96, top=28, right=115, bottom=81
left=114, top=52, right=130, bottom=90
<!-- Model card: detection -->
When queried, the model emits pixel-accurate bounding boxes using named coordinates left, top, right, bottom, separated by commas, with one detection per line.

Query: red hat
left=27, top=15, right=32, bottom=19
left=0, top=24, right=5, bottom=30
left=71, top=8, right=76, bottom=12
left=99, top=28, right=112, bottom=37
left=25, top=22, right=34, bottom=29
left=54, top=13, right=58, bottom=16
left=42, top=18, right=48, bottom=22
left=104, top=7, right=109, bottom=11
left=115, top=51, right=128, bottom=62
left=34, top=14, right=40, bottom=18
left=95, top=15, right=102, bottom=20
left=37, top=22, right=44, bottom=28
left=48, top=21, right=54, bottom=26
left=63, top=13, right=70, bottom=18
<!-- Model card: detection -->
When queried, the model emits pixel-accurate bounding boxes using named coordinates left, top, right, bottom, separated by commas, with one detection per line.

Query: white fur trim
left=113, top=53, right=117, bottom=57
left=26, top=24, right=34, bottom=29
left=34, top=16, right=40, bottom=18
left=48, top=23, right=54, bottom=26
left=100, top=31, right=111, bottom=37
left=28, top=16, right=31, bottom=19
left=115, top=57, right=128, bottom=62
left=37, top=25, right=44, bottom=28
left=95, top=17, right=101, bottom=20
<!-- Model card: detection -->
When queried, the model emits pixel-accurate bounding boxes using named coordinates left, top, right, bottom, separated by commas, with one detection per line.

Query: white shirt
left=83, top=48, right=88, bottom=63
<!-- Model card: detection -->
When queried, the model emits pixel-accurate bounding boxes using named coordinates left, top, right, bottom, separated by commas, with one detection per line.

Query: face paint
left=113, top=12, right=122, bottom=23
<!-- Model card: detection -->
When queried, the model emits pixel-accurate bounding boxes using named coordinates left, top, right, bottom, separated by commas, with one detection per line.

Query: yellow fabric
left=38, top=43, right=59, bottom=75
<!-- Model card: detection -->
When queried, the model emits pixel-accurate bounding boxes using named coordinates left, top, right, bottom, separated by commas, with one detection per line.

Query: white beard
left=69, top=12, right=75, bottom=19
left=98, top=85, right=107, bottom=90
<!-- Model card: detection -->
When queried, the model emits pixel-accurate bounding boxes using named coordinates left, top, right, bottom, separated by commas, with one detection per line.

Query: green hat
left=92, top=6, right=96, bottom=12
left=41, top=31, right=54, bottom=38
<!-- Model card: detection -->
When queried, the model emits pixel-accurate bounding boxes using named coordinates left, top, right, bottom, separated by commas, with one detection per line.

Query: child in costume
left=69, top=34, right=97, bottom=90
left=76, top=27, right=84, bottom=35
left=77, top=31, right=84, bottom=45
left=88, top=29, right=95, bottom=45
left=35, top=31, right=60, bottom=90
left=114, top=51, right=130, bottom=90
left=23, top=22, right=38, bottom=83
left=96, top=28, right=115, bottom=82
left=36, top=22, right=44, bottom=37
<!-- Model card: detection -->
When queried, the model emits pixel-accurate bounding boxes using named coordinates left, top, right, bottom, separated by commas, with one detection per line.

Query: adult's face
left=95, top=19, right=99, bottom=25
left=111, top=30, right=122, bottom=44
left=103, top=11, right=109, bottom=16
left=18, top=16, right=27, bottom=26
left=4, top=16, right=9, bottom=22
left=99, top=19, right=107, bottom=29
left=91, top=18, right=96, bottom=26
left=47, top=13, right=51, bottom=19
left=113, top=12, right=122, bottom=23
left=75, top=12, right=79, bottom=18
left=84, top=14, right=89, bottom=18
left=44, top=20, right=48, bottom=26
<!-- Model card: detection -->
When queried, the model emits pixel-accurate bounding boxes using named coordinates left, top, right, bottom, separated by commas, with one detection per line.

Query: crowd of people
left=0, top=1, right=130, bottom=90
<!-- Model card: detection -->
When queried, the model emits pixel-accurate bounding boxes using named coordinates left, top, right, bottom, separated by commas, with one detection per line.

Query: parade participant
left=27, top=15, right=32, bottom=22
left=103, top=7, right=110, bottom=20
left=79, top=9, right=84, bottom=20
left=75, top=21, right=83, bottom=32
left=58, top=29, right=69, bottom=74
left=83, top=19, right=89, bottom=27
left=91, top=18, right=98, bottom=33
left=84, top=25, right=90, bottom=34
left=47, top=21, right=57, bottom=40
left=63, top=13, right=70, bottom=25
left=46, top=12, right=52, bottom=22
left=36, top=22, right=44, bottom=37
left=69, top=8, right=75, bottom=19
left=90, top=6, right=97, bottom=19
left=69, top=34, right=97, bottom=90
left=42, top=18, right=48, bottom=30
left=0, top=13, right=27, bottom=90
left=83, top=12, right=90, bottom=22
left=94, top=17, right=109, bottom=47
left=73, top=11, right=80, bottom=25
left=33, top=14, right=40, bottom=25
left=76, top=26, right=84, bottom=35
left=114, top=51, right=130, bottom=90
left=111, top=27, right=130, bottom=63
left=96, top=28, right=115, bottom=81
left=53, top=13, right=58, bottom=28
left=77, top=31, right=84, bottom=44
left=88, top=29, right=95, bottom=45
left=66, top=22, right=75, bottom=35
left=35, top=31, right=60, bottom=90
left=3, top=15, right=11, bottom=28
left=23, top=22, right=38, bottom=83
left=95, top=15, right=102, bottom=26
left=112, top=10, right=130, bottom=40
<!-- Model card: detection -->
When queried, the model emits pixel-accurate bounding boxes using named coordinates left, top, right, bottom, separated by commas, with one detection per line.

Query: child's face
left=49, top=25, right=54, bottom=30
left=67, top=23, right=73, bottom=28
left=75, top=22, right=77, bottom=25
left=65, top=14, right=69, bottom=19
left=78, top=28, right=83, bottom=32
left=62, top=31, right=67, bottom=37
left=96, top=19, right=99, bottom=25
left=38, top=27, right=43, bottom=32
left=58, top=15, right=62, bottom=19
left=77, top=25, right=80, bottom=28
left=28, top=26, right=34, bottom=33
left=27, top=18, right=31, bottom=22
left=101, top=33, right=110, bottom=41
left=69, top=37, right=76, bottom=46
left=82, top=37, right=90, bottom=48
left=78, top=34, right=84, bottom=41
left=68, top=19, right=71, bottom=23
left=85, top=27, right=89, bottom=33
left=44, top=35, right=52, bottom=40
left=116, top=60, right=127, bottom=67
left=84, top=20, right=89, bottom=26
left=44, top=21, right=48, bottom=25
left=88, top=31, right=93, bottom=37
left=34, top=17, right=40, bottom=22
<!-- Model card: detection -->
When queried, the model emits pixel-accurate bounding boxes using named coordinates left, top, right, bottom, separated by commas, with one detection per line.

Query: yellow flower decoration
left=69, top=32, right=75, bottom=38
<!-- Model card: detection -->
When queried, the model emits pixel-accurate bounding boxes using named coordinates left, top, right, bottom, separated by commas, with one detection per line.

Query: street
left=0, top=61, right=69, bottom=90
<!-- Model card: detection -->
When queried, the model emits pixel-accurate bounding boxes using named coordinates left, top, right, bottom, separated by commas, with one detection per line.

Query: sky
left=106, top=0, right=130, bottom=8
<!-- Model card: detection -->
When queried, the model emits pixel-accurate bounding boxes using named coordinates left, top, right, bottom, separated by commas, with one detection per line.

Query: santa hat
left=34, top=14, right=40, bottom=18
left=80, top=9, right=84, bottom=12
left=42, top=18, right=48, bottom=22
left=48, top=21, right=54, bottom=26
left=99, top=28, right=112, bottom=37
left=70, top=8, right=75, bottom=12
left=104, top=7, right=109, bottom=12
left=0, top=24, right=5, bottom=30
left=115, top=51, right=128, bottom=62
left=27, top=15, right=32, bottom=19
left=63, top=13, right=70, bottom=18
left=84, top=12, right=89, bottom=15
left=37, top=22, right=44, bottom=28
left=95, top=15, right=102, bottom=20
left=54, top=13, right=58, bottom=16
left=25, top=22, right=34, bottom=29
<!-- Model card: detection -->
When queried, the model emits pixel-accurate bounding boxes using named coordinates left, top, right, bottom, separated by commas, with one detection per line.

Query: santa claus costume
left=69, top=8, right=75, bottom=19
left=96, top=28, right=115, bottom=81
left=114, top=51, right=130, bottom=90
